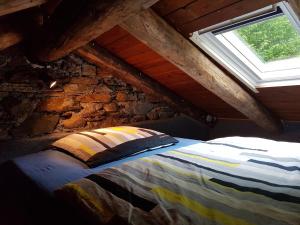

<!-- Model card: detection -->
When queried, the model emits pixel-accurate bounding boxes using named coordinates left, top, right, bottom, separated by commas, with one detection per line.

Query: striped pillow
left=52, top=126, right=178, bottom=167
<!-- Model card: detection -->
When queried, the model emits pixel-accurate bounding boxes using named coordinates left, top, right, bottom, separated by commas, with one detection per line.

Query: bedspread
left=56, top=140, right=300, bottom=225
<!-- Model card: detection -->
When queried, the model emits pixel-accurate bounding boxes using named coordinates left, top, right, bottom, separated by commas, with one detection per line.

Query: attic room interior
left=0, top=0, right=300, bottom=224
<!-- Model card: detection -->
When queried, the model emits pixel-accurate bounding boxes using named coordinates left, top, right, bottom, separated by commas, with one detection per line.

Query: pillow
left=52, top=126, right=178, bottom=167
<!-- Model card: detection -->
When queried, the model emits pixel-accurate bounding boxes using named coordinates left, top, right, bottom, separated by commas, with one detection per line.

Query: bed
left=55, top=136, right=300, bottom=225
left=0, top=134, right=299, bottom=225
left=0, top=136, right=200, bottom=225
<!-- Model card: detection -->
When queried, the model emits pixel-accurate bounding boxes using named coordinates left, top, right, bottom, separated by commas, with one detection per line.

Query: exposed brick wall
left=0, top=49, right=178, bottom=140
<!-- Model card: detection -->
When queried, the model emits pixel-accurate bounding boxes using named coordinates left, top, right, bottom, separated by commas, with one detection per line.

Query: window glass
left=234, top=15, right=300, bottom=63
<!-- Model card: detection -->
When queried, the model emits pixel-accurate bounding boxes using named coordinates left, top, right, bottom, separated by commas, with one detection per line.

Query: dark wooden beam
left=0, top=0, right=46, bottom=17
left=0, top=24, right=23, bottom=51
left=0, top=0, right=65, bottom=51
left=0, top=11, right=42, bottom=51
left=121, top=9, right=282, bottom=133
left=42, top=0, right=62, bottom=16
left=31, top=0, right=159, bottom=62
left=76, top=44, right=212, bottom=124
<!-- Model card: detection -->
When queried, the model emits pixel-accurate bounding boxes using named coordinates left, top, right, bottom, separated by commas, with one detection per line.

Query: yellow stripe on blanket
left=110, top=127, right=139, bottom=134
left=152, top=186, right=255, bottom=225
left=169, top=151, right=240, bottom=168
left=79, top=144, right=96, bottom=155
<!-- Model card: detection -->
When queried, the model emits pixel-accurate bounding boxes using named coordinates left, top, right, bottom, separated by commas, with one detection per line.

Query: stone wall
left=0, top=48, right=177, bottom=140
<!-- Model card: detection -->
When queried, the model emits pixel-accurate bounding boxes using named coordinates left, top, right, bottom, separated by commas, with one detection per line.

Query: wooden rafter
left=0, top=0, right=46, bottom=17
left=31, top=0, right=159, bottom=62
left=0, top=11, right=42, bottom=51
left=76, top=44, right=211, bottom=124
left=0, top=24, right=23, bottom=51
left=121, top=9, right=282, bottom=133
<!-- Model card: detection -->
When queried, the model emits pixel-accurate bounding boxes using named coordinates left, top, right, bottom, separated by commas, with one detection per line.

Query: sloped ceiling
left=95, top=26, right=244, bottom=119
left=94, top=0, right=300, bottom=121
left=1, top=0, right=299, bottom=122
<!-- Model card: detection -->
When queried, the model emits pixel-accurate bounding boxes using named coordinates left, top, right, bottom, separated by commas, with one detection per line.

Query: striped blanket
left=56, top=138, right=300, bottom=225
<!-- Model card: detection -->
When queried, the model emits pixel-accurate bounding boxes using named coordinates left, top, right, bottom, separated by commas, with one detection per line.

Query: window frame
left=190, top=1, right=300, bottom=92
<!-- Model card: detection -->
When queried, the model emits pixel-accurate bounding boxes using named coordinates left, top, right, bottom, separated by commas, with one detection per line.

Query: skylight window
left=235, top=15, right=300, bottom=63
left=191, top=2, right=300, bottom=91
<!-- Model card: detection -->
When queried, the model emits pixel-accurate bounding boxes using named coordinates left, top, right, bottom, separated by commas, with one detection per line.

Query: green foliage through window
left=235, top=15, right=300, bottom=63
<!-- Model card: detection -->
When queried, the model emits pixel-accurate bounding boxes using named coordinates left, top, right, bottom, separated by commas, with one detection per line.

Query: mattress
left=12, top=137, right=201, bottom=192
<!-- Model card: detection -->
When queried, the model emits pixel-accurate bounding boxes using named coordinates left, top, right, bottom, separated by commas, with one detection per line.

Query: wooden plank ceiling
left=0, top=0, right=298, bottom=122
left=95, top=26, right=244, bottom=119
left=95, top=0, right=300, bottom=121
left=257, top=86, right=300, bottom=121
left=152, top=0, right=280, bottom=36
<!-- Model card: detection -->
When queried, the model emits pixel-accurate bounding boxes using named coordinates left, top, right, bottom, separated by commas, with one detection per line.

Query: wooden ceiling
left=95, top=26, right=244, bottom=119
left=152, top=0, right=280, bottom=35
left=257, top=86, right=300, bottom=121
left=0, top=0, right=299, bottom=129
left=94, top=0, right=300, bottom=122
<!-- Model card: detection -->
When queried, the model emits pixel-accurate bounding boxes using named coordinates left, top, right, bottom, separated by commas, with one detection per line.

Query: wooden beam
left=0, top=0, right=46, bottom=17
left=0, top=0, right=65, bottom=51
left=42, top=0, right=62, bottom=16
left=76, top=44, right=211, bottom=124
left=32, top=0, right=159, bottom=62
left=0, top=11, right=42, bottom=51
left=0, top=24, right=23, bottom=51
left=121, top=9, right=282, bottom=133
